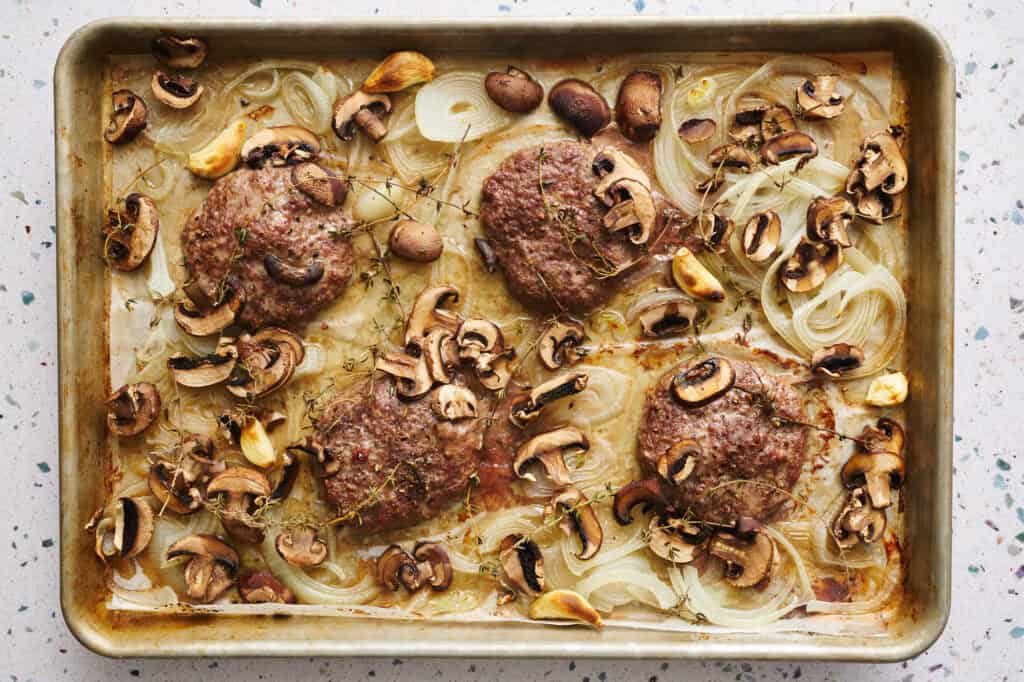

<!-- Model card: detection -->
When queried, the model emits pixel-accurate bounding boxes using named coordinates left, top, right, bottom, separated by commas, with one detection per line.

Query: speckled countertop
left=1, top=0, right=1019, bottom=679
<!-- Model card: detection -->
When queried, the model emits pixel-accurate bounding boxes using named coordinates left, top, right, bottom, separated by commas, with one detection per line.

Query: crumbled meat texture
left=636, top=360, right=808, bottom=524
left=480, top=142, right=681, bottom=314
left=181, top=166, right=355, bottom=328
left=317, top=379, right=487, bottom=532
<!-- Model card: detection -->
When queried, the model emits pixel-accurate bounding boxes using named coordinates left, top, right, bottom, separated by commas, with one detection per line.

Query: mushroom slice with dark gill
left=263, top=253, right=325, bottom=287
left=151, top=35, right=208, bottom=69
left=678, top=117, right=716, bottom=143
left=423, top=327, right=460, bottom=384
left=856, top=188, right=902, bottom=225
left=150, top=71, right=204, bottom=109
left=657, top=439, right=699, bottom=486
left=615, top=70, right=663, bottom=142
left=846, top=127, right=908, bottom=196
left=226, top=328, right=304, bottom=399
left=548, top=78, right=611, bottom=138
left=242, top=125, right=321, bottom=167
left=841, top=451, right=905, bottom=509
left=103, top=193, right=159, bottom=272
left=166, top=533, right=239, bottom=603
left=94, top=496, right=155, bottom=561
left=708, top=526, right=776, bottom=589
left=728, top=105, right=768, bottom=145
left=697, top=211, right=734, bottom=255
left=810, top=343, right=864, bottom=378
left=456, top=317, right=505, bottom=362
left=375, top=340, right=433, bottom=400
left=671, top=357, right=736, bottom=408
left=405, top=285, right=462, bottom=344
left=513, top=426, right=590, bottom=487
left=612, top=478, right=668, bottom=525
left=592, top=148, right=657, bottom=245
left=413, top=542, right=454, bottom=591
left=648, top=514, right=708, bottom=564
left=797, top=75, right=845, bottom=120
left=290, top=162, right=348, bottom=207
left=474, top=237, right=498, bottom=272
left=760, top=104, right=798, bottom=140
left=207, top=466, right=272, bottom=544
left=510, top=370, right=589, bottom=428
left=239, top=571, right=296, bottom=604
left=106, top=382, right=161, bottom=437
left=174, top=289, right=241, bottom=337
left=376, top=543, right=453, bottom=592
left=148, top=461, right=202, bottom=515
left=547, top=486, right=603, bottom=561
left=333, top=90, right=392, bottom=142
left=831, top=487, right=887, bottom=549
left=639, top=298, right=699, bottom=338
left=168, top=339, right=238, bottom=388
left=742, top=210, right=781, bottom=263
left=760, top=131, right=818, bottom=170
left=858, top=417, right=905, bottom=456
left=538, top=317, right=585, bottom=370
left=806, top=196, right=854, bottom=247
left=104, top=89, right=148, bottom=144
left=707, top=144, right=756, bottom=173
left=779, top=238, right=843, bottom=293
left=275, top=525, right=328, bottom=567
left=430, top=384, right=479, bottom=421
left=499, top=534, right=545, bottom=597
left=485, top=66, right=544, bottom=113
left=270, top=450, right=301, bottom=502
left=474, top=349, right=516, bottom=391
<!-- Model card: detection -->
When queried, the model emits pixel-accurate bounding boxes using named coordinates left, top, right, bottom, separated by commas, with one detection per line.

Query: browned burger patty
left=182, top=166, right=355, bottom=329
left=316, top=379, right=487, bottom=532
left=479, top=142, right=648, bottom=314
left=637, top=360, right=808, bottom=525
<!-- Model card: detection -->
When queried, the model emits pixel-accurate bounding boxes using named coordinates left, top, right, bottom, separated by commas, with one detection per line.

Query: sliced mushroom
left=148, top=461, right=202, bottom=514
left=509, top=371, right=589, bottom=428
left=166, top=533, right=238, bottom=603
left=474, top=349, right=515, bottom=391
left=612, top=478, right=667, bottom=525
left=263, top=253, right=325, bottom=287
left=499, top=534, right=545, bottom=596
left=375, top=342, right=433, bottom=399
left=106, top=382, right=161, bottom=437
left=241, top=125, right=320, bottom=167
left=708, top=529, right=776, bottom=589
left=831, top=487, right=886, bottom=549
left=528, top=589, right=602, bottom=628
left=485, top=66, right=544, bottom=113
left=779, top=238, right=843, bottom=293
left=376, top=543, right=451, bottom=593
left=678, top=117, right=716, bottom=143
left=846, top=128, right=908, bottom=196
left=376, top=545, right=416, bottom=591
left=638, top=298, right=700, bottom=338
left=742, top=210, right=782, bottom=263
left=648, top=514, right=708, bottom=564
left=224, top=339, right=297, bottom=399
left=514, top=426, right=589, bottom=486
left=362, top=51, right=435, bottom=93
left=389, top=220, right=443, bottom=263
left=207, top=467, right=272, bottom=544
left=103, top=193, right=159, bottom=272
left=474, top=237, right=498, bottom=272
left=424, top=328, right=460, bottom=384
left=275, top=525, right=328, bottom=567
left=150, top=71, right=204, bottom=109
left=94, top=497, right=155, bottom=561
left=270, top=451, right=301, bottom=502
left=761, top=131, right=818, bottom=170
left=168, top=341, right=238, bottom=388
left=841, top=451, right=905, bottom=509
left=176, top=433, right=221, bottom=485
left=290, top=162, right=348, bottom=207
left=405, top=285, right=462, bottom=345
left=104, top=89, right=148, bottom=144
left=760, top=104, right=798, bottom=139
left=810, top=343, right=865, bottom=378
left=806, top=196, right=854, bottom=247
left=413, top=542, right=453, bottom=591
left=548, top=79, right=611, bottom=137
left=187, top=119, right=247, bottom=179
left=657, top=439, right=699, bottom=485
left=538, top=317, right=585, bottom=370
left=728, top=106, right=768, bottom=145
left=548, top=486, right=602, bottom=561
left=151, top=35, right=208, bottom=69
left=855, top=188, right=902, bottom=225
left=707, top=144, right=756, bottom=173
left=615, top=70, right=662, bottom=142
left=239, top=571, right=296, bottom=604
left=797, top=75, right=845, bottom=120
left=431, top=384, right=479, bottom=421
left=332, top=90, right=392, bottom=142
left=174, top=290, right=241, bottom=337
left=456, top=318, right=505, bottom=363
left=671, top=357, right=736, bottom=408
left=671, top=246, right=726, bottom=302
left=859, top=417, right=905, bottom=456
left=697, top=211, right=734, bottom=255
left=592, top=148, right=656, bottom=245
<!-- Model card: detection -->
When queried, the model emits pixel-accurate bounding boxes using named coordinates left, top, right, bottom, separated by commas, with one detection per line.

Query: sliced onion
left=624, top=288, right=689, bottom=324
left=145, top=235, right=177, bottom=302
left=260, top=532, right=378, bottom=605
left=476, top=505, right=544, bottom=554
left=222, top=60, right=324, bottom=101
left=415, top=72, right=512, bottom=142
left=576, top=555, right=679, bottom=612
left=560, top=516, right=646, bottom=577
left=281, top=71, right=333, bottom=134
left=806, top=542, right=901, bottom=615
left=383, top=102, right=453, bottom=183
left=544, top=364, right=631, bottom=428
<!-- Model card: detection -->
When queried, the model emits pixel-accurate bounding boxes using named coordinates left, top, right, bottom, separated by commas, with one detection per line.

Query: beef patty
left=316, top=379, right=487, bottom=533
left=480, top=142, right=655, bottom=314
left=636, top=359, right=808, bottom=524
left=182, top=166, right=355, bottom=329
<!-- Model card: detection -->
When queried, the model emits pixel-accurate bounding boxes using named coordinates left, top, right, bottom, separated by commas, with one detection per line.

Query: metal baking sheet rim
left=54, top=15, right=955, bottom=661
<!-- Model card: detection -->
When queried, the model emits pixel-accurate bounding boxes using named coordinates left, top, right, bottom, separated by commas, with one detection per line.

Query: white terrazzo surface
left=1, top=0, right=1021, bottom=679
